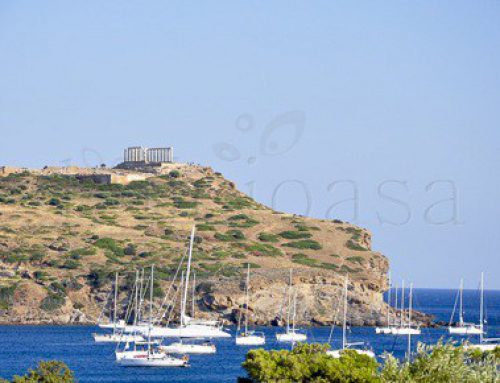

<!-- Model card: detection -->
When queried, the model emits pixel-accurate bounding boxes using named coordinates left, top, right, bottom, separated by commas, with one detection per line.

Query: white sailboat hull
left=390, top=327, right=421, bottom=335
left=236, top=334, right=266, bottom=346
left=117, top=353, right=188, bottom=367
left=276, top=331, right=307, bottom=343
left=98, top=320, right=126, bottom=330
left=327, top=349, right=376, bottom=359
left=448, top=325, right=483, bottom=335
left=463, top=342, right=499, bottom=352
left=93, top=333, right=145, bottom=343
left=375, top=327, right=392, bottom=334
left=147, top=324, right=231, bottom=338
left=159, top=342, right=216, bottom=354
left=115, top=350, right=148, bottom=361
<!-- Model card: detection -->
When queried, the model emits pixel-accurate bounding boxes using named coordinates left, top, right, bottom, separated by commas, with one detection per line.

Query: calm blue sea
left=1, top=288, right=498, bottom=383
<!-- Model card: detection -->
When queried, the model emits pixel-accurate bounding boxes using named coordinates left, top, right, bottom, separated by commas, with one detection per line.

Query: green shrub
left=169, top=170, right=181, bottom=178
left=40, top=293, right=66, bottom=312
left=47, top=198, right=61, bottom=207
left=197, top=223, right=215, bottom=231
left=4, top=360, right=75, bottom=383
left=347, top=255, right=365, bottom=264
left=291, top=253, right=318, bottom=266
left=283, top=239, right=322, bottom=250
left=241, top=343, right=379, bottom=383
left=380, top=342, right=499, bottom=383
left=215, top=230, right=245, bottom=241
left=258, top=232, right=279, bottom=243
left=94, top=238, right=124, bottom=256
left=173, top=199, right=198, bottom=209
left=279, top=230, right=312, bottom=239
left=238, top=242, right=282, bottom=257
left=61, top=259, right=80, bottom=269
left=346, top=240, right=368, bottom=251
left=0, top=285, right=16, bottom=310
left=124, top=243, right=137, bottom=256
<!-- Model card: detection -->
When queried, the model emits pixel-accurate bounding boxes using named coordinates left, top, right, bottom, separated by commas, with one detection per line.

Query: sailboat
left=375, top=272, right=393, bottom=334
left=235, top=264, right=266, bottom=346
left=463, top=272, right=499, bottom=352
left=390, top=280, right=421, bottom=335
left=327, top=275, right=375, bottom=358
left=147, top=226, right=230, bottom=339
left=93, top=272, right=144, bottom=343
left=276, top=269, right=307, bottom=343
left=448, top=278, right=483, bottom=335
left=117, top=265, right=189, bottom=367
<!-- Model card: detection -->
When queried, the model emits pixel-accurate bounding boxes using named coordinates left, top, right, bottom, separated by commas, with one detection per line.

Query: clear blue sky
left=1, top=1, right=499, bottom=288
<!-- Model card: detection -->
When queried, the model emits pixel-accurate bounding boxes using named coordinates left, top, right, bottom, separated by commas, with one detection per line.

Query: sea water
left=0, top=288, right=498, bottom=383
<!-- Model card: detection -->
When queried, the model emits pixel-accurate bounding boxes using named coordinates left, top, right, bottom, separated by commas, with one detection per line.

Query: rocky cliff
left=0, top=164, right=411, bottom=327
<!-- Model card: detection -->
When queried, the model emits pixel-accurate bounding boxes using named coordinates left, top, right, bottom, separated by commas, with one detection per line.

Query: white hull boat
left=448, top=324, right=483, bottom=335
left=390, top=327, right=421, bottom=335
left=159, top=341, right=216, bottom=354
left=375, top=327, right=392, bottom=334
left=117, top=353, right=189, bottom=367
left=93, top=333, right=145, bottom=343
left=327, top=348, right=376, bottom=359
left=463, top=342, right=499, bottom=352
left=236, top=332, right=266, bottom=346
left=276, top=331, right=307, bottom=343
left=98, top=320, right=126, bottom=330
left=116, top=350, right=148, bottom=361
left=147, top=324, right=231, bottom=338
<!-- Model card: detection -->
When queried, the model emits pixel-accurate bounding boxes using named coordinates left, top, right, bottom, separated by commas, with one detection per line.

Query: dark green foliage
left=258, top=232, right=279, bottom=243
left=173, top=199, right=198, bottom=209
left=124, top=243, right=137, bottom=256
left=47, top=198, right=61, bottom=207
left=283, top=239, right=322, bottom=250
left=241, top=343, right=379, bottom=383
left=238, top=242, right=282, bottom=257
left=279, top=230, right=312, bottom=240
left=197, top=223, right=215, bottom=231
left=4, top=360, right=75, bottom=383
left=86, top=268, right=112, bottom=288
left=346, top=240, right=368, bottom=251
left=347, top=256, right=365, bottom=265
left=0, top=285, right=16, bottom=310
left=169, top=170, right=180, bottom=178
left=93, top=238, right=124, bottom=256
left=291, top=253, right=318, bottom=266
left=215, top=230, right=245, bottom=241
left=61, top=259, right=80, bottom=269
left=40, top=293, right=65, bottom=312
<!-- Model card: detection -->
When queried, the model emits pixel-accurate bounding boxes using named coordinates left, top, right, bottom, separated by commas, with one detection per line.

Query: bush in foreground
left=240, top=342, right=499, bottom=383
left=1, top=360, right=75, bottom=383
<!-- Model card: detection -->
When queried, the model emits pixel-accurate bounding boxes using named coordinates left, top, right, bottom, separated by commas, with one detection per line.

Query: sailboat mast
left=244, top=263, right=250, bottom=333
left=394, top=284, right=398, bottom=329
left=134, top=270, right=139, bottom=326
left=387, top=272, right=392, bottom=327
left=342, top=275, right=348, bottom=350
left=480, top=272, right=484, bottom=344
left=286, top=269, right=293, bottom=332
left=400, top=280, right=405, bottom=328
left=138, top=268, right=144, bottom=323
left=113, top=272, right=118, bottom=334
left=181, top=227, right=195, bottom=326
left=407, top=283, right=413, bottom=360
left=291, top=289, right=297, bottom=335
left=192, top=271, right=196, bottom=318
left=148, top=264, right=154, bottom=356
left=459, top=278, right=464, bottom=326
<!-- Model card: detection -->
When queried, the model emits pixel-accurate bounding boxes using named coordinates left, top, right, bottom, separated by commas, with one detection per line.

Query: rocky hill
left=0, top=164, right=406, bottom=327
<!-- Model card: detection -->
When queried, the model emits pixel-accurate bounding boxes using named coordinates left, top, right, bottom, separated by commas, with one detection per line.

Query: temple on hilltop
left=115, top=146, right=175, bottom=171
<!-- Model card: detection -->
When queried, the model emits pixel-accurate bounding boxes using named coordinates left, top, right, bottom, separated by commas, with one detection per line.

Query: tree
left=1, top=361, right=75, bottom=383
left=241, top=343, right=379, bottom=383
